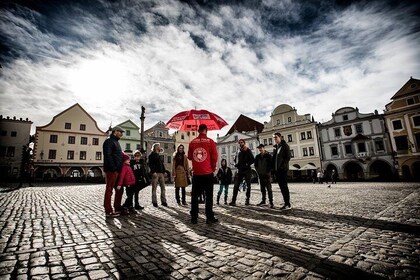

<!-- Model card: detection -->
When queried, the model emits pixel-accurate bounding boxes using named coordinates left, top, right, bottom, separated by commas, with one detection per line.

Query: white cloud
left=0, top=0, right=419, bottom=136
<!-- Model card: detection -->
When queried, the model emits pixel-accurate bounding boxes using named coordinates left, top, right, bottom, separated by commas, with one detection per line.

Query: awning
left=300, top=163, right=317, bottom=170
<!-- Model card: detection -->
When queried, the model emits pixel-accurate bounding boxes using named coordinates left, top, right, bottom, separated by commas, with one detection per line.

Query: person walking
left=229, top=139, right=254, bottom=206
left=117, top=152, right=136, bottom=214
left=255, top=144, right=274, bottom=208
left=216, top=158, right=233, bottom=205
left=272, top=132, right=291, bottom=210
left=188, top=124, right=218, bottom=224
left=172, top=144, right=190, bottom=206
left=148, top=143, right=168, bottom=207
left=103, top=126, right=125, bottom=217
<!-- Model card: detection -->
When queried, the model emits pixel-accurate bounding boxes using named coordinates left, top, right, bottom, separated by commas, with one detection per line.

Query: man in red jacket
left=188, top=124, right=218, bottom=224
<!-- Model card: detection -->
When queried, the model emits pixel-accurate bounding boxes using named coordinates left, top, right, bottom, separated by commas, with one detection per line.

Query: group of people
left=103, top=125, right=292, bottom=224
left=311, top=169, right=337, bottom=184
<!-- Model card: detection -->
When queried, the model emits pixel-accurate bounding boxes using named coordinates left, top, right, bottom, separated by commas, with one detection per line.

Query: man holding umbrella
left=188, top=124, right=219, bottom=224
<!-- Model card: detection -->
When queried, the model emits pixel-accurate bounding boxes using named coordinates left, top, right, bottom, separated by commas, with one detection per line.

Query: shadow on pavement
left=166, top=207, right=386, bottom=280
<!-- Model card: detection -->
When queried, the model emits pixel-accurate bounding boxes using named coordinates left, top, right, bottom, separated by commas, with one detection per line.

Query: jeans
left=151, top=172, right=167, bottom=204
left=259, top=174, right=273, bottom=203
left=104, top=172, right=123, bottom=213
left=190, top=174, right=215, bottom=221
left=275, top=169, right=290, bottom=205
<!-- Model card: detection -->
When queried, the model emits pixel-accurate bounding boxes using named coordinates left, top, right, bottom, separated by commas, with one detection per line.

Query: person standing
left=18, top=144, right=34, bottom=188
left=229, top=139, right=255, bottom=206
left=103, top=126, right=125, bottom=217
left=188, top=124, right=218, bottom=224
left=255, top=144, right=274, bottom=208
left=272, top=132, right=291, bottom=210
left=117, top=152, right=136, bottom=214
left=172, top=144, right=190, bottom=206
left=148, top=143, right=168, bottom=207
left=216, top=158, right=233, bottom=205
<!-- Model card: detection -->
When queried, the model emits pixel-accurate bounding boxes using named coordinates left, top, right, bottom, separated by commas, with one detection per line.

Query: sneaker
left=106, top=212, right=120, bottom=217
left=257, top=201, right=266, bottom=206
left=280, top=204, right=291, bottom=210
left=228, top=202, right=236, bottom=206
left=245, top=200, right=250, bottom=206
left=206, top=218, right=219, bottom=224
left=182, top=202, right=188, bottom=206
left=270, top=204, right=274, bottom=209
left=135, top=205, right=144, bottom=210
left=153, top=203, right=158, bottom=207
left=162, top=202, right=168, bottom=207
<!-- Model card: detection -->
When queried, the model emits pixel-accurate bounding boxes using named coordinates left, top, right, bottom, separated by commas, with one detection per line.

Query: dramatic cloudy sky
left=1, top=0, right=419, bottom=137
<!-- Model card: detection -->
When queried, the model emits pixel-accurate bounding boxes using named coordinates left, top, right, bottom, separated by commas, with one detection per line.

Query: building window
left=407, top=98, right=415, bottom=105
left=65, top=123, right=71, bottom=129
left=159, top=155, right=164, bottom=163
left=11, top=131, right=17, bottom=137
left=232, top=146, right=237, bottom=153
left=331, top=146, right=338, bottom=156
left=125, top=143, right=131, bottom=150
left=80, top=124, right=86, bottom=131
left=287, top=135, right=292, bottom=142
left=334, top=128, right=341, bottom=137
left=92, top=138, right=99, bottom=145
left=303, top=147, right=308, bottom=156
left=222, top=147, right=226, bottom=154
left=0, top=130, right=6, bottom=136
left=234, top=136, right=238, bottom=141
left=301, top=132, right=306, bottom=140
left=375, top=140, right=385, bottom=151
left=68, top=136, right=75, bottom=144
left=268, top=138, right=272, bottom=145
left=357, top=143, right=366, bottom=153
left=67, top=151, right=74, bottom=160
left=80, top=151, right=87, bottom=160
left=263, top=139, right=267, bottom=145
left=136, top=144, right=141, bottom=150
left=307, top=131, right=312, bottom=139
left=413, top=116, right=420, bottom=127
left=415, top=133, right=420, bottom=149
left=167, top=156, right=171, bottom=164
left=126, top=130, right=130, bottom=136
left=96, top=152, right=102, bottom=160
left=50, top=135, right=58, bottom=143
left=345, top=144, right=352, bottom=154
left=288, top=117, right=292, bottom=123
left=277, top=119, right=280, bottom=125
left=81, top=137, right=88, bottom=145
left=164, top=143, right=168, bottom=149
left=309, top=147, right=314, bottom=156
left=6, top=146, right=15, bottom=157
left=159, top=132, right=163, bottom=137
left=290, top=149, right=294, bottom=158
left=48, top=150, right=56, bottom=159
left=394, top=136, right=408, bottom=150
left=392, top=120, right=403, bottom=130
left=249, top=143, right=254, bottom=150
left=343, top=115, right=348, bottom=121
left=181, top=134, right=185, bottom=140
left=355, top=124, right=363, bottom=134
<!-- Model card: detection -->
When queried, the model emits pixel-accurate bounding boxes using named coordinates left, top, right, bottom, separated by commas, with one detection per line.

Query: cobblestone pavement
left=0, top=182, right=419, bottom=280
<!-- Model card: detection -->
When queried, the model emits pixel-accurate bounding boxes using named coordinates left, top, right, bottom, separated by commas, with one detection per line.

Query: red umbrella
left=165, top=109, right=228, bottom=131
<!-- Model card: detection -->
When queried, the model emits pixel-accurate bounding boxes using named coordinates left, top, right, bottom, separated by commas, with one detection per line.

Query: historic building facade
left=114, top=120, right=141, bottom=154
left=259, top=104, right=321, bottom=180
left=33, top=104, right=107, bottom=181
left=143, top=121, right=175, bottom=178
left=319, top=107, right=394, bottom=180
left=384, top=77, right=420, bottom=181
left=0, top=115, right=33, bottom=180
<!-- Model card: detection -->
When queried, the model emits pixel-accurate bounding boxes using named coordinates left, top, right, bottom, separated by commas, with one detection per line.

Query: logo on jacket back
left=193, top=147, right=207, bottom=162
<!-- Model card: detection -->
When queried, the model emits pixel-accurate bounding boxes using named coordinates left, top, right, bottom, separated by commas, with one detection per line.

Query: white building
left=259, top=104, right=321, bottom=180
left=319, top=107, right=394, bottom=180
left=33, top=103, right=107, bottom=181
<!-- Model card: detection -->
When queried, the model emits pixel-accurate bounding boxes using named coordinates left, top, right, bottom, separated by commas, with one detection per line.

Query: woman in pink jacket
left=116, top=153, right=136, bottom=214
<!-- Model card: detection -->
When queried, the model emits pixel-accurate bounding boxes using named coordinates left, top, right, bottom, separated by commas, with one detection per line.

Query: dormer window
left=343, top=115, right=348, bottom=121
left=407, top=98, right=415, bottom=105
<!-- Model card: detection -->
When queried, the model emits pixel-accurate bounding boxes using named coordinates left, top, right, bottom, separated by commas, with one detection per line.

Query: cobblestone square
left=0, top=182, right=419, bottom=279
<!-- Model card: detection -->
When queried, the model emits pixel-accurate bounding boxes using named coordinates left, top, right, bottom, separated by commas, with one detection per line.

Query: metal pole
left=140, top=106, right=145, bottom=153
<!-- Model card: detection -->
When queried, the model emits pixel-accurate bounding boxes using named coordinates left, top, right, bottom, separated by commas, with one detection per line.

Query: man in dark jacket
left=103, top=126, right=124, bottom=217
left=272, top=132, right=291, bottom=210
left=229, top=139, right=255, bottom=206
left=148, top=143, right=168, bottom=207
left=255, top=144, right=274, bottom=208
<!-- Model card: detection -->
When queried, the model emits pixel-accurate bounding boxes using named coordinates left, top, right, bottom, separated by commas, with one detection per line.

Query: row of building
left=1, top=77, right=419, bottom=182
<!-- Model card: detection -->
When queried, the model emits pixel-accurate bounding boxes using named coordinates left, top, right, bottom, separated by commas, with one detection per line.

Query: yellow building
left=384, top=77, right=420, bottom=181
left=33, top=103, right=107, bottom=181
